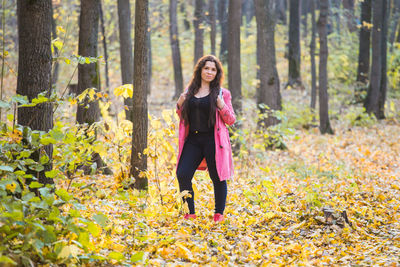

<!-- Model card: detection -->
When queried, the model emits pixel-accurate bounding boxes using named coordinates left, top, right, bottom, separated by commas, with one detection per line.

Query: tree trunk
left=310, top=0, right=317, bottom=112
left=77, top=0, right=111, bottom=174
left=275, top=0, right=287, bottom=24
left=180, top=1, right=191, bottom=31
left=287, top=0, right=303, bottom=88
left=228, top=0, right=242, bottom=113
left=364, top=0, right=388, bottom=119
left=331, top=0, right=341, bottom=43
left=318, top=0, right=334, bottom=134
left=301, top=0, right=309, bottom=38
left=131, top=0, right=149, bottom=190
left=117, top=0, right=134, bottom=121
left=389, top=0, right=400, bottom=48
left=218, top=0, right=228, bottom=64
left=170, top=0, right=183, bottom=99
left=209, top=0, right=216, bottom=55
left=243, top=0, right=254, bottom=36
left=17, top=0, right=54, bottom=186
left=342, top=0, right=356, bottom=32
left=147, top=10, right=152, bottom=95
left=99, top=0, right=109, bottom=91
left=378, top=0, right=389, bottom=119
left=254, top=0, right=282, bottom=127
left=194, top=0, right=204, bottom=64
left=356, top=0, right=372, bottom=86
left=77, top=0, right=101, bottom=125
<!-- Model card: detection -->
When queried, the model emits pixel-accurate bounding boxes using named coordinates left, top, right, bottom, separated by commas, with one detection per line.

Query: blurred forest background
left=0, top=0, right=399, bottom=266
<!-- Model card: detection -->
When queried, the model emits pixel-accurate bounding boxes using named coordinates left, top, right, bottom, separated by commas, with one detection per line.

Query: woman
left=176, top=55, right=235, bottom=222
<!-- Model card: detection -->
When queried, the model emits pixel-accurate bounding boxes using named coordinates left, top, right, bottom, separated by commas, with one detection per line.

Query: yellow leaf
left=114, top=84, right=133, bottom=98
left=6, top=182, right=16, bottom=193
left=58, top=245, right=81, bottom=259
left=162, top=109, right=172, bottom=124
left=150, top=119, right=162, bottom=129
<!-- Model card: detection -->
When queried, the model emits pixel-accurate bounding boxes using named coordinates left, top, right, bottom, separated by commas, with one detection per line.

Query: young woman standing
left=176, top=55, right=235, bottom=222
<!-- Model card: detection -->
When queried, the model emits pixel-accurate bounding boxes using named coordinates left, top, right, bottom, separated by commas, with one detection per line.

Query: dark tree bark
left=218, top=0, right=228, bottom=63
left=378, top=1, right=389, bottom=118
left=131, top=0, right=149, bottom=190
left=331, top=0, right=341, bottom=42
left=180, top=1, right=191, bottom=31
left=147, top=9, right=152, bottom=95
left=301, top=0, right=309, bottom=38
left=99, top=0, right=109, bottom=91
left=17, top=0, right=54, bottom=185
left=275, top=0, right=287, bottom=24
left=254, top=0, right=281, bottom=127
left=228, top=0, right=242, bottom=113
left=389, top=0, right=400, bottom=48
left=194, top=0, right=204, bottom=64
left=356, top=0, right=372, bottom=89
left=77, top=0, right=101, bottom=125
left=209, top=0, right=216, bottom=55
left=318, top=0, right=334, bottom=134
left=243, top=0, right=254, bottom=36
left=287, top=0, right=303, bottom=88
left=77, top=0, right=111, bottom=174
left=364, top=0, right=388, bottom=119
left=342, top=0, right=356, bottom=32
left=310, top=0, right=317, bottom=112
left=170, top=0, right=183, bottom=99
left=117, top=0, right=134, bottom=121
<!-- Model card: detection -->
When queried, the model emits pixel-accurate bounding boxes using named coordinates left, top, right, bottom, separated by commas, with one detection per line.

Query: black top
left=188, top=94, right=214, bottom=133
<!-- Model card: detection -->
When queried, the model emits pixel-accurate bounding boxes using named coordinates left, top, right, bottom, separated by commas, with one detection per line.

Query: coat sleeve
left=176, top=88, right=188, bottom=120
left=176, top=103, right=183, bottom=120
left=217, top=89, right=236, bottom=126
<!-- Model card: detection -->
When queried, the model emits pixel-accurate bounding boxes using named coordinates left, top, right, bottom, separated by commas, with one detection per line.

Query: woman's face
left=201, top=61, right=218, bottom=84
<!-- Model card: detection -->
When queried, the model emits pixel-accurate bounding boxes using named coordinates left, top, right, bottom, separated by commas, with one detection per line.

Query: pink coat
left=176, top=88, right=236, bottom=181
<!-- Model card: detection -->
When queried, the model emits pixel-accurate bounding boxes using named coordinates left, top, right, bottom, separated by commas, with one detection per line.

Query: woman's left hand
left=216, top=95, right=225, bottom=110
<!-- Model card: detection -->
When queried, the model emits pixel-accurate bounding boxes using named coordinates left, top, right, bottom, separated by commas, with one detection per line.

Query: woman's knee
left=176, top=167, right=191, bottom=185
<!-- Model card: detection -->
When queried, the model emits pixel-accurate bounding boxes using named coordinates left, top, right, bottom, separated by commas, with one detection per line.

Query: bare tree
left=318, top=0, right=334, bottom=134
left=194, top=0, right=204, bottom=64
left=131, top=0, right=149, bottom=190
left=77, top=0, right=111, bottom=174
left=117, top=0, right=134, bottom=120
left=218, top=0, right=228, bottom=63
left=364, top=0, right=388, bottom=119
left=310, top=0, right=317, bottom=112
left=287, top=0, right=303, bottom=88
left=99, top=0, right=109, bottom=91
left=389, top=0, right=400, bottom=49
left=170, top=0, right=183, bottom=99
left=356, top=0, right=372, bottom=85
left=301, top=0, right=309, bottom=38
left=77, top=0, right=101, bottom=125
left=254, top=0, right=281, bottom=127
left=17, top=0, right=54, bottom=185
left=342, top=0, right=356, bottom=32
left=275, top=0, right=287, bottom=24
left=209, top=0, right=216, bottom=55
left=228, top=0, right=242, bottom=113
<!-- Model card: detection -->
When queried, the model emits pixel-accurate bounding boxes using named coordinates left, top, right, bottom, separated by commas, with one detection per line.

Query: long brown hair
left=181, top=55, right=224, bottom=126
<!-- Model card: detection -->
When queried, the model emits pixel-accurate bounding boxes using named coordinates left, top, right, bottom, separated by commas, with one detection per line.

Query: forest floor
left=56, top=90, right=400, bottom=266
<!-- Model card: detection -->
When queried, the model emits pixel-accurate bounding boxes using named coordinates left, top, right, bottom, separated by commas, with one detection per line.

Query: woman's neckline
left=193, top=93, right=210, bottom=99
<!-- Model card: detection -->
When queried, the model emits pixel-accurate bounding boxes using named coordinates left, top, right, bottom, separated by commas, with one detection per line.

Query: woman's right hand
left=177, top=92, right=187, bottom=109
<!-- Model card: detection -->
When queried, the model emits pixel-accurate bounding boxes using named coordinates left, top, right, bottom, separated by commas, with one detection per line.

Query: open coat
left=176, top=88, right=236, bottom=181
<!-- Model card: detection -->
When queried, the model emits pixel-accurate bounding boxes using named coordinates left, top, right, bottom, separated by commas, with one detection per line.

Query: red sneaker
left=184, top=214, right=197, bottom=220
left=213, top=213, right=224, bottom=222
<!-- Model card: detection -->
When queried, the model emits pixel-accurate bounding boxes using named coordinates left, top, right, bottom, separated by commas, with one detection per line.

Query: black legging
left=176, top=131, right=227, bottom=214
